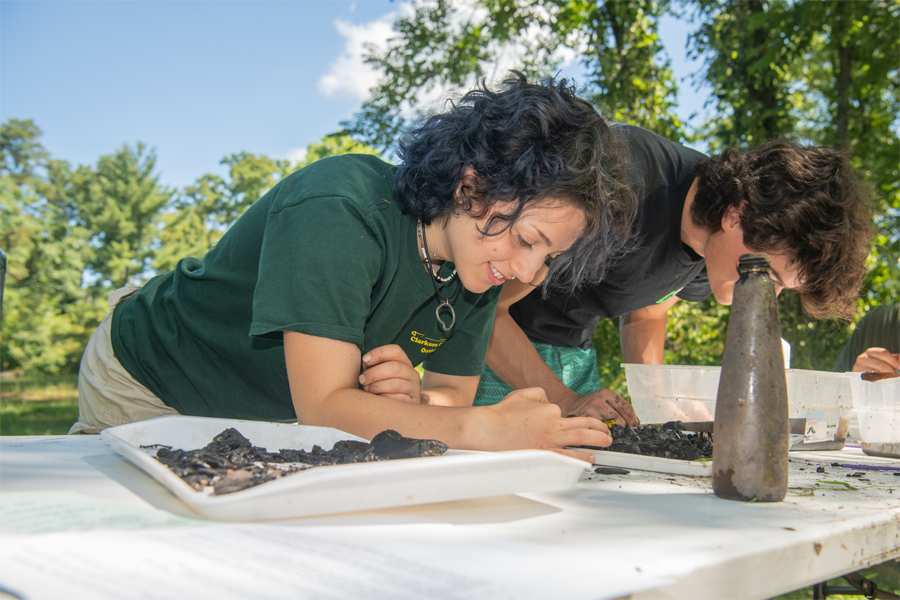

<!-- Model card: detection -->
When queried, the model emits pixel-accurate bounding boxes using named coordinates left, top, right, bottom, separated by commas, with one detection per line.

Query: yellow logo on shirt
left=410, top=331, right=446, bottom=354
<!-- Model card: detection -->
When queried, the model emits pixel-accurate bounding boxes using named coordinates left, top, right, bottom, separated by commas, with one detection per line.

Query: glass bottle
left=713, top=253, right=790, bottom=502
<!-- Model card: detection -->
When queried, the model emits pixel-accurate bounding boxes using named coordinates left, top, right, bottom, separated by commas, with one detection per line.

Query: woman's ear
left=455, top=165, right=479, bottom=202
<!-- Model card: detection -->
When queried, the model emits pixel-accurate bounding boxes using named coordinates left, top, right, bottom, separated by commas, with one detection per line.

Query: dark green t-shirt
left=833, top=304, right=900, bottom=372
left=112, top=155, right=501, bottom=420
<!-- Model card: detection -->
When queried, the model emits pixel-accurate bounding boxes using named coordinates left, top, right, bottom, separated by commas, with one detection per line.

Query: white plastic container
left=848, top=376, right=900, bottom=458
left=102, top=415, right=588, bottom=521
left=623, top=365, right=853, bottom=450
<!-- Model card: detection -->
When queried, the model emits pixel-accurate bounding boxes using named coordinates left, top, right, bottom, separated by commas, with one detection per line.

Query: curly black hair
left=692, top=140, right=874, bottom=320
left=393, top=71, right=636, bottom=293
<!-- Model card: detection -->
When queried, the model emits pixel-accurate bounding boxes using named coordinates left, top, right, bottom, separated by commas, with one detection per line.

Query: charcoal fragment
left=594, top=467, right=630, bottom=475
left=594, top=422, right=713, bottom=461
left=153, top=427, right=449, bottom=495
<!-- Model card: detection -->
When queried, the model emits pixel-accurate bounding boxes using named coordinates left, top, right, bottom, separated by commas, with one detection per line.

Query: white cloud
left=318, top=13, right=400, bottom=101
left=284, top=147, right=308, bottom=166
left=318, top=0, right=587, bottom=113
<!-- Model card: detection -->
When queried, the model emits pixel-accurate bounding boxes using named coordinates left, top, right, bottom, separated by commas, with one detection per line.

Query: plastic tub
left=623, top=364, right=853, bottom=451
left=848, top=376, right=900, bottom=458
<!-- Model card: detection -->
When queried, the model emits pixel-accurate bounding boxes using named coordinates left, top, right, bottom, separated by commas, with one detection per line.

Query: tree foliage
left=1, top=120, right=102, bottom=373
left=345, top=0, right=688, bottom=150
left=343, top=0, right=898, bottom=393
left=0, top=122, right=381, bottom=374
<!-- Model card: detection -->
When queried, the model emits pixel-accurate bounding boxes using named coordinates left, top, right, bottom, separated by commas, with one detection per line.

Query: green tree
left=351, top=0, right=898, bottom=378
left=153, top=134, right=382, bottom=274
left=346, top=0, right=687, bottom=151
left=296, top=134, right=382, bottom=167
left=680, top=0, right=898, bottom=371
left=689, top=0, right=798, bottom=149
left=69, top=144, right=173, bottom=289
left=0, top=120, right=103, bottom=374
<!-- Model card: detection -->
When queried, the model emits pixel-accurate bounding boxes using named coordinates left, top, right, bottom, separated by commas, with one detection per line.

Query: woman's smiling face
left=439, top=200, right=587, bottom=294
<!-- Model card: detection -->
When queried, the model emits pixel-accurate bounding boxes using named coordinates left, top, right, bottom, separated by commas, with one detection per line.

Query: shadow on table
left=82, top=452, right=203, bottom=520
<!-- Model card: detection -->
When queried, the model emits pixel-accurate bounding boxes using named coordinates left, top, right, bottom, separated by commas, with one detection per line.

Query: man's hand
left=558, top=389, right=640, bottom=427
left=851, top=348, right=900, bottom=373
left=359, top=345, right=421, bottom=404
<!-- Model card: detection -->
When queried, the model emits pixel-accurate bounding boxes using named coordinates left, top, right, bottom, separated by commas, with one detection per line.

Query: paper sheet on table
left=0, top=492, right=207, bottom=535
left=0, top=523, right=671, bottom=600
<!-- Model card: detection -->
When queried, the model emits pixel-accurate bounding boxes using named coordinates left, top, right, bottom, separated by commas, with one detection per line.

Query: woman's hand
left=477, top=387, right=612, bottom=463
left=359, top=344, right=422, bottom=404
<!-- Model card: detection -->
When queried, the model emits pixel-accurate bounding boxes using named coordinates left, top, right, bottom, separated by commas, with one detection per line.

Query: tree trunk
left=835, top=1, right=852, bottom=150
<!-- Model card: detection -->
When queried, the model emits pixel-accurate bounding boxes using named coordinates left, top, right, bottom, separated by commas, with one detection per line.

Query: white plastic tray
left=578, top=448, right=713, bottom=477
left=102, top=415, right=588, bottom=521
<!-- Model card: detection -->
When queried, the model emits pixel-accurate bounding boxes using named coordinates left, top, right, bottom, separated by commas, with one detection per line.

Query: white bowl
left=848, top=376, right=900, bottom=458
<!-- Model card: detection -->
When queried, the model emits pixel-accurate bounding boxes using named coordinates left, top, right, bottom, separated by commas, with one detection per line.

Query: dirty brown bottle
left=713, top=253, right=790, bottom=502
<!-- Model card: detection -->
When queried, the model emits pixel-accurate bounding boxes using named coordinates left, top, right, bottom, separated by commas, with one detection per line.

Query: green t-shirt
left=833, top=304, right=900, bottom=372
left=112, top=155, right=501, bottom=420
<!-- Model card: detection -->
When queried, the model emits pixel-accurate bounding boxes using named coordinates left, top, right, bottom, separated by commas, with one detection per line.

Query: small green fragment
left=820, top=480, right=859, bottom=490
left=695, top=458, right=712, bottom=462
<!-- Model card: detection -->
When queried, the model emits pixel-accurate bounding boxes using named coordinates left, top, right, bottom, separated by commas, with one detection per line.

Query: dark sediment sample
left=149, top=428, right=449, bottom=495
left=594, top=421, right=714, bottom=461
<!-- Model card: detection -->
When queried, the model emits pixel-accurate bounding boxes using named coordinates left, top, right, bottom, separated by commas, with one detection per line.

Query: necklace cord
left=418, top=220, right=460, bottom=331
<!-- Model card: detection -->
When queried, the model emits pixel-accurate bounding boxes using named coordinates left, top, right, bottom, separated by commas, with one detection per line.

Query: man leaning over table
left=474, top=125, right=874, bottom=424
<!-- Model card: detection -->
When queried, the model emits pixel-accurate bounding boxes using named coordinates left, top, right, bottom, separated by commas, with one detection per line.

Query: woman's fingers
left=487, top=390, right=612, bottom=451
left=362, top=375, right=419, bottom=397
left=555, top=418, right=612, bottom=448
left=499, top=386, right=550, bottom=404
left=359, top=346, right=421, bottom=403
left=362, top=344, right=413, bottom=368
left=380, top=393, right=418, bottom=404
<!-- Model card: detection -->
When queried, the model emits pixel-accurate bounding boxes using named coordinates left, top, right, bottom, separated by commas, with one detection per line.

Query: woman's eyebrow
left=535, top=228, right=552, bottom=247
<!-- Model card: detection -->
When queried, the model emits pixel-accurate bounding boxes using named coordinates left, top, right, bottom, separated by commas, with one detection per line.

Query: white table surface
left=1, top=434, right=898, bottom=600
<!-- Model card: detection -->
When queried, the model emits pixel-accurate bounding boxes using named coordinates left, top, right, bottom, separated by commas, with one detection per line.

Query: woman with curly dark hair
left=70, top=72, right=636, bottom=462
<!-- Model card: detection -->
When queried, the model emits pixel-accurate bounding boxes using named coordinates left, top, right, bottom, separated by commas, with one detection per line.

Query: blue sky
left=1, top=1, right=710, bottom=190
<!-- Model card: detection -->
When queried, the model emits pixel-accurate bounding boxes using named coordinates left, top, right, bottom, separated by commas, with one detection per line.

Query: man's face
left=704, top=206, right=801, bottom=305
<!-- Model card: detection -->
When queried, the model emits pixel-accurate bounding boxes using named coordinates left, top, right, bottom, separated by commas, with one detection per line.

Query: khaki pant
left=69, top=287, right=179, bottom=435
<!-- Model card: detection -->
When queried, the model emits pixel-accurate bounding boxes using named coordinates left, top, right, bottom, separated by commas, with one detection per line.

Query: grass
left=772, top=560, right=899, bottom=599
left=0, top=374, right=79, bottom=436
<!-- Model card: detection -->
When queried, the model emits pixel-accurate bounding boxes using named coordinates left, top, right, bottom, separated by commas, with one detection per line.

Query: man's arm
left=486, top=278, right=639, bottom=425
left=619, top=296, right=680, bottom=364
left=487, top=278, right=577, bottom=405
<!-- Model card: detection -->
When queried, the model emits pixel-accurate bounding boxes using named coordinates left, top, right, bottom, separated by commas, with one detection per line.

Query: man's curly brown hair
left=691, top=140, right=874, bottom=320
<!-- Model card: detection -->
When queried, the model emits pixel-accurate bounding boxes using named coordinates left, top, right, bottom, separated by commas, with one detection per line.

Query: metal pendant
left=436, top=300, right=456, bottom=332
